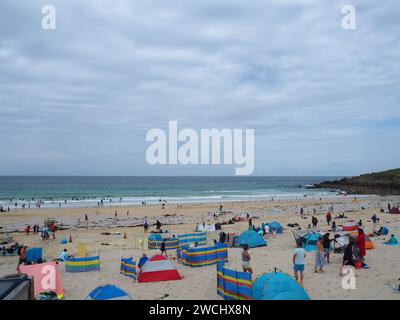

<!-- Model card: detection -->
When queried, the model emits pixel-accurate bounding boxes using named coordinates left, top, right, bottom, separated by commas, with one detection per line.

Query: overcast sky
left=0, top=0, right=399, bottom=176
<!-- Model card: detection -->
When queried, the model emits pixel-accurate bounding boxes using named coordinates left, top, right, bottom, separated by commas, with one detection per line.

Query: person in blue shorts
left=293, top=243, right=306, bottom=286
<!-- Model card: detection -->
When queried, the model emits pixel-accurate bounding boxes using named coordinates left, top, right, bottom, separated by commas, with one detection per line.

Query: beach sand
left=1, top=195, right=399, bottom=300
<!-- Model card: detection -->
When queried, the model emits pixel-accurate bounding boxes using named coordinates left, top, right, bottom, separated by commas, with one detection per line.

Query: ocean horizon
left=0, top=176, right=344, bottom=209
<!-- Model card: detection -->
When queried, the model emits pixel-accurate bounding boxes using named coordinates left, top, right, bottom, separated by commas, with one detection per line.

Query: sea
left=0, top=176, right=342, bottom=209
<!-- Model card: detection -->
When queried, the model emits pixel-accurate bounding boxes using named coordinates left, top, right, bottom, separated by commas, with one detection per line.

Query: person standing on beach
left=356, top=228, right=366, bottom=263
left=17, top=245, right=28, bottom=270
left=143, top=219, right=149, bottom=233
left=293, top=243, right=306, bottom=286
left=326, top=211, right=332, bottom=226
left=114, top=210, right=118, bottom=221
left=242, top=245, right=253, bottom=274
left=314, top=237, right=325, bottom=273
left=160, top=240, right=167, bottom=256
left=322, top=233, right=332, bottom=263
left=156, top=220, right=162, bottom=232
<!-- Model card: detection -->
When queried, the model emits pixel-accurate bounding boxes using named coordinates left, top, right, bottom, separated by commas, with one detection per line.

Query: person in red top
left=355, top=228, right=366, bottom=261
left=326, top=212, right=332, bottom=226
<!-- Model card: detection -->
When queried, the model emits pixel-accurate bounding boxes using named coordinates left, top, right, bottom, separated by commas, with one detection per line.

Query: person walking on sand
left=326, top=211, right=332, bottom=226
left=242, top=245, right=253, bottom=274
left=114, top=210, right=118, bottom=221
left=143, top=219, right=149, bottom=233
left=156, top=220, right=162, bottom=231
left=17, top=245, right=28, bottom=270
left=314, top=237, right=325, bottom=273
left=293, top=243, right=306, bottom=286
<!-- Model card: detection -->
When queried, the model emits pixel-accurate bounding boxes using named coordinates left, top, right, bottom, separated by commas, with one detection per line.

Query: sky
left=0, top=0, right=399, bottom=176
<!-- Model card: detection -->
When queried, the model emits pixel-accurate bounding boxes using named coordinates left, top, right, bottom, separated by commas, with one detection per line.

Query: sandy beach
left=1, top=195, right=399, bottom=300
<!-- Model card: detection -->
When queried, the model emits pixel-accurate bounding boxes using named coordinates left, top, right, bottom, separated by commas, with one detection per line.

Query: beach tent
left=350, top=231, right=375, bottom=250
left=120, top=258, right=136, bottom=279
left=302, top=232, right=319, bottom=252
left=148, top=234, right=163, bottom=242
left=268, top=221, right=283, bottom=234
left=389, top=207, right=400, bottom=214
left=137, top=255, right=181, bottom=283
left=196, top=224, right=216, bottom=232
left=87, top=285, right=131, bottom=300
left=342, top=220, right=359, bottom=231
left=252, top=272, right=310, bottom=300
left=235, top=231, right=266, bottom=248
left=65, top=256, right=100, bottom=272
left=19, top=262, right=64, bottom=299
left=25, top=247, right=43, bottom=263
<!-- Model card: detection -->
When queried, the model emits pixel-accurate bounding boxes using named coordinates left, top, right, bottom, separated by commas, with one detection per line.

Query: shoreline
left=1, top=194, right=399, bottom=300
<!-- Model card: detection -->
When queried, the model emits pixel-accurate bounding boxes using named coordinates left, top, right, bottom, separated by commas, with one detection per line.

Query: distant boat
left=303, top=184, right=315, bottom=189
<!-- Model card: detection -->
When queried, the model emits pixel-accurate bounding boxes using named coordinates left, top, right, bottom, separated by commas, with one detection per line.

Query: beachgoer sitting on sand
left=188, top=242, right=198, bottom=250
left=242, top=245, right=253, bottom=274
left=384, top=234, right=398, bottom=245
left=293, top=242, right=306, bottom=286
left=59, top=249, right=71, bottom=261
left=340, top=237, right=355, bottom=276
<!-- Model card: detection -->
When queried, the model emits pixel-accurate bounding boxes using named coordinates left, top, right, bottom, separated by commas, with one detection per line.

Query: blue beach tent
left=148, top=234, right=163, bottom=241
left=235, top=231, right=266, bottom=248
left=302, top=232, right=319, bottom=252
left=87, top=285, right=132, bottom=300
left=268, top=221, right=283, bottom=234
left=253, top=272, right=310, bottom=300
